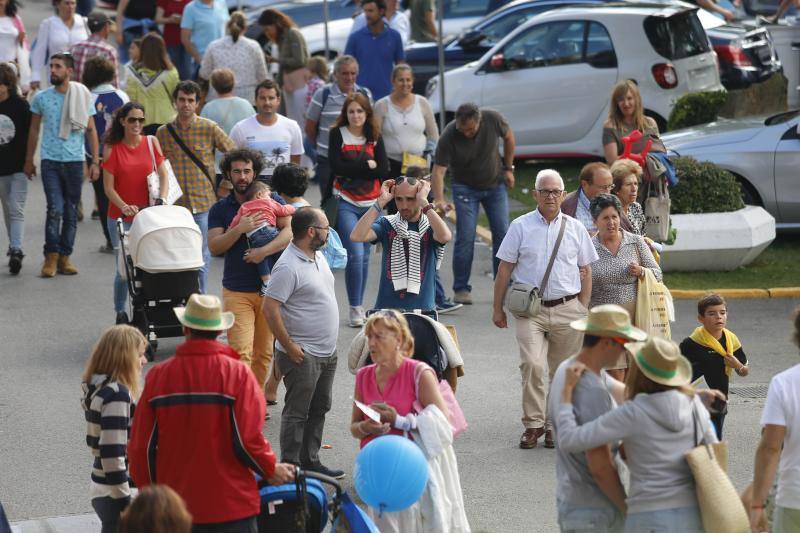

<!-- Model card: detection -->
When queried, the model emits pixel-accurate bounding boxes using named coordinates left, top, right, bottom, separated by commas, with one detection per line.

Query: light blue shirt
left=575, top=188, right=596, bottom=234
left=181, top=0, right=229, bottom=57
left=200, top=96, right=254, bottom=171
left=31, top=87, right=96, bottom=163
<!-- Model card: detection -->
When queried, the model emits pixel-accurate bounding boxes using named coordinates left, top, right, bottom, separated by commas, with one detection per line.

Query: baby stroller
left=117, top=205, right=203, bottom=359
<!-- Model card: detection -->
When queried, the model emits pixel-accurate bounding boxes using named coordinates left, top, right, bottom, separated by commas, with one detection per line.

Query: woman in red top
left=328, top=93, right=389, bottom=327
left=102, top=102, right=169, bottom=324
left=155, top=0, right=192, bottom=80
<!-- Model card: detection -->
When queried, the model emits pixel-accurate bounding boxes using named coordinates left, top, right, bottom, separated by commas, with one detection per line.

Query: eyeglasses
left=125, top=117, right=146, bottom=124
left=536, top=189, right=563, bottom=198
left=311, top=225, right=330, bottom=231
left=596, top=184, right=615, bottom=192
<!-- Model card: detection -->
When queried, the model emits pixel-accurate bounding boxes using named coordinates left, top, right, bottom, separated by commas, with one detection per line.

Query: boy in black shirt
left=680, top=293, right=749, bottom=438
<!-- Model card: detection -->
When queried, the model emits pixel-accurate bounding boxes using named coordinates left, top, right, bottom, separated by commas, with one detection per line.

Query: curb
left=444, top=211, right=800, bottom=301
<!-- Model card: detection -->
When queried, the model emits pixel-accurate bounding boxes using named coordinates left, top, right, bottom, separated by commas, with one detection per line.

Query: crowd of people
left=1, top=1, right=800, bottom=532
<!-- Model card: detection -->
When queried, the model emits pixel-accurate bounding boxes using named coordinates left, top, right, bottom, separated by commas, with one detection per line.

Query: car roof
left=522, top=1, right=696, bottom=20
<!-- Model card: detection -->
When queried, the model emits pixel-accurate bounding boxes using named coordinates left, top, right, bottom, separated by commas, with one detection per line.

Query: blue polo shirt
left=371, top=217, right=443, bottom=311
left=208, top=192, right=286, bottom=292
left=344, top=25, right=404, bottom=100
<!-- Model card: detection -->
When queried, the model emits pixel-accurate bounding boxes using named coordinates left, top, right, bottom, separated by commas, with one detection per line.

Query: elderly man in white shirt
left=493, top=169, right=598, bottom=450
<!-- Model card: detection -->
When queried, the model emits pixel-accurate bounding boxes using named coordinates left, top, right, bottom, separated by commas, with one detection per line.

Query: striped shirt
left=305, top=82, right=372, bottom=159
left=156, top=116, right=235, bottom=213
left=82, top=375, right=134, bottom=500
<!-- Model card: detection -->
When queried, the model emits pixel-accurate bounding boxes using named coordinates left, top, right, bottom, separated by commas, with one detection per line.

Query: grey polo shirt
left=264, top=243, right=339, bottom=357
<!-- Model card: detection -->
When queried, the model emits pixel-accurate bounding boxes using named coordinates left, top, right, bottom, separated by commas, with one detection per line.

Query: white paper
left=354, top=399, right=382, bottom=423
left=692, top=375, right=709, bottom=389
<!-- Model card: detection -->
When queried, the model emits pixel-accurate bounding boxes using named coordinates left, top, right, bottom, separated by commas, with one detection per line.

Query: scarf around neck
left=689, top=326, right=742, bottom=377
left=386, top=213, right=443, bottom=295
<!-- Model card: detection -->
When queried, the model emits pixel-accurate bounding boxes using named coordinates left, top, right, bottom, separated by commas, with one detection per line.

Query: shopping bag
left=644, top=178, right=670, bottom=242
left=321, top=227, right=347, bottom=270
left=145, top=136, right=182, bottom=205
left=401, top=152, right=428, bottom=174
left=635, top=269, right=672, bottom=339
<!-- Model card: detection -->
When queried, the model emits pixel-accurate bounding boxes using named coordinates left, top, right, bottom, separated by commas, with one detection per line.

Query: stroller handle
left=256, top=468, right=342, bottom=499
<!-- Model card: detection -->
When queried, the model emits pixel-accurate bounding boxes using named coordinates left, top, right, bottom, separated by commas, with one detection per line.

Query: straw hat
left=625, top=336, right=693, bottom=387
left=174, top=294, right=234, bottom=331
left=570, top=304, right=647, bottom=341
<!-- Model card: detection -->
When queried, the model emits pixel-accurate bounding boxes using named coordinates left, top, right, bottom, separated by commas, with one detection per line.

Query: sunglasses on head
left=395, top=175, right=430, bottom=186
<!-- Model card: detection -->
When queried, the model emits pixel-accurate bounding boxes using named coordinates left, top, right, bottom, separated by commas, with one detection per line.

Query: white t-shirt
left=229, top=113, right=304, bottom=177
left=761, top=363, right=800, bottom=510
left=0, top=17, right=19, bottom=63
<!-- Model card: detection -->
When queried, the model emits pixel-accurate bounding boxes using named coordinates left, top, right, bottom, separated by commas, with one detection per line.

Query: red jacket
left=129, top=339, right=276, bottom=524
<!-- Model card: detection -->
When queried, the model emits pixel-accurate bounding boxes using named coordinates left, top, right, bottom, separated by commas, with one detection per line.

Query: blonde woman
left=199, top=11, right=269, bottom=104
left=602, top=80, right=666, bottom=165
left=81, top=325, right=148, bottom=533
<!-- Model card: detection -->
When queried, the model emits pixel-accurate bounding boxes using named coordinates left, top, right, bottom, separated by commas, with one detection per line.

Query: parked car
left=427, top=3, right=725, bottom=157
left=707, top=23, right=782, bottom=89
left=662, top=109, right=800, bottom=229
left=244, top=0, right=360, bottom=45
left=405, top=0, right=605, bottom=94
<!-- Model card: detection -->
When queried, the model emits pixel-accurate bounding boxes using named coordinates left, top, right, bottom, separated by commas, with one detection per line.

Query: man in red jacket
left=129, top=294, right=295, bottom=532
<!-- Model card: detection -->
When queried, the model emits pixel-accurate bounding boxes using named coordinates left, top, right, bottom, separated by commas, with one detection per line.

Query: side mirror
left=458, top=29, right=485, bottom=49
left=489, top=53, right=505, bottom=71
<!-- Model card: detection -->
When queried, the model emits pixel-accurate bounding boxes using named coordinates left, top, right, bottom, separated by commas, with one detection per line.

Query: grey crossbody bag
left=506, top=216, right=567, bottom=318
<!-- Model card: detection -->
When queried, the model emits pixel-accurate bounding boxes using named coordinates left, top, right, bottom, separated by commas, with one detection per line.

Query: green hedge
left=670, top=156, right=744, bottom=214
left=667, top=91, right=727, bottom=131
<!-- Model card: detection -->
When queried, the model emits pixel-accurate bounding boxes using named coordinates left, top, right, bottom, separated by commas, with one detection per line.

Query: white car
left=427, top=3, right=726, bottom=158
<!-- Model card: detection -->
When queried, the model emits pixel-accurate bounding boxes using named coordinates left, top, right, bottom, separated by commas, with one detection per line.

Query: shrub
left=670, top=156, right=744, bottom=214
left=667, top=91, right=727, bottom=130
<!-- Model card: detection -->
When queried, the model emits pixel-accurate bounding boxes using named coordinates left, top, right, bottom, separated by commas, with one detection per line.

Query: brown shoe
left=41, top=252, right=59, bottom=278
left=544, top=429, right=555, bottom=449
left=57, top=254, right=78, bottom=275
left=519, top=427, right=545, bottom=449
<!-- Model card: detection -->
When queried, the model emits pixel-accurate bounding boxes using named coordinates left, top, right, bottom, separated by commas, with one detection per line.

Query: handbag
left=414, top=361, right=467, bottom=438
left=321, top=227, right=347, bottom=270
left=506, top=216, right=566, bottom=318
left=644, top=178, right=671, bottom=243
left=634, top=268, right=672, bottom=339
left=401, top=152, right=428, bottom=174
left=166, top=123, right=217, bottom=191
left=685, top=405, right=749, bottom=533
left=321, top=194, right=340, bottom=228
left=145, top=136, right=182, bottom=205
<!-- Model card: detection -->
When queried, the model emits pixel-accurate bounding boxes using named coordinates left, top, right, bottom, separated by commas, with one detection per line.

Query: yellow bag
left=635, top=268, right=672, bottom=339
left=401, top=152, right=428, bottom=174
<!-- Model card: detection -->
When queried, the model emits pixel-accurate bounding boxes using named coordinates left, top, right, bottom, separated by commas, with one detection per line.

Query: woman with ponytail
left=199, top=10, right=269, bottom=104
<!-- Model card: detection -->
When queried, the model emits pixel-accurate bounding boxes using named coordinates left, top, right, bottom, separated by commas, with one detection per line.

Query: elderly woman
left=350, top=310, right=469, bottom=532
left=602, top=80, right=666, bottom=165
left=610, top=158, right=645, bottom=236
left=589, top=193, right=661, bottom=378
left=557, top=336, right=719, bottom=533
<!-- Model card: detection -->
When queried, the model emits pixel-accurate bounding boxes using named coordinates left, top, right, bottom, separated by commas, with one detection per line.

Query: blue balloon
left=354, top=435, right=429, bottom=513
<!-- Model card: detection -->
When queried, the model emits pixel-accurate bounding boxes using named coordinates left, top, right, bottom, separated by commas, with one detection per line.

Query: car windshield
left=643, top=11, right=710, bottom=59
left=478, top=6, right=545, bottom=44
left=765, top=109, right=800, bottom=126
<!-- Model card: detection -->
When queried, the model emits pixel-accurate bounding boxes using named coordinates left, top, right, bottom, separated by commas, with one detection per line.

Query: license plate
left=689, top=67, right=715, bottom=89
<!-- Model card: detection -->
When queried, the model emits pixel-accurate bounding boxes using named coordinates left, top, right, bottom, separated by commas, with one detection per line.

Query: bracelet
left=371, top=201, right=382, bottom=215
left=421, top=203, right=435, bottom=215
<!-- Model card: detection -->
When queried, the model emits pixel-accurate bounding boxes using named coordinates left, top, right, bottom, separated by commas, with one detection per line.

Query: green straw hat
left=174, top=294, right=234, bottom=331
left=625, top=336, right=693, bottom=387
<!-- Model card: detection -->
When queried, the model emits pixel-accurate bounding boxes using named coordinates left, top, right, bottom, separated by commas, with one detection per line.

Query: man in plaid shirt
left=70, top=12, right=119, bottom=88
left=157, top=81, right=235, bottom=293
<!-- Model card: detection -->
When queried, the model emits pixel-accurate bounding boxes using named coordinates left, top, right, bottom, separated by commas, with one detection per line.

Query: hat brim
left=570, top=318, right=648, bottom=341
left=174, top=307, right=235, bottom=331
left=625, top=341, right=693, bottom=387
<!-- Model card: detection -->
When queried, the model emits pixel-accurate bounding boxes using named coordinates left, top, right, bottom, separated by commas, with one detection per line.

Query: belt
left=542, top=294, right=578, bottom=308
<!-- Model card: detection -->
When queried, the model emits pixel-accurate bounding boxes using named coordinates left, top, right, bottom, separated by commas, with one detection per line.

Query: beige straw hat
left=570, top=304, right=647, bottom=341
left=174, top=294, right=235, bottom=331
left=625, top=336, right=693, bottom=387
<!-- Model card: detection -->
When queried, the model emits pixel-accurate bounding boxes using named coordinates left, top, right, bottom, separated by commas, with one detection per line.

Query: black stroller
left=116, top=205, right=203, bottom=359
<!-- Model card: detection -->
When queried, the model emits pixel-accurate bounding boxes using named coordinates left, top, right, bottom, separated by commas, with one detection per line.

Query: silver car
left=662, top=109, right=800, bottom=230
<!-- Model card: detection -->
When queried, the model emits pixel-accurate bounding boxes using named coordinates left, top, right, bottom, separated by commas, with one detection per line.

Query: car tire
left=736, top=176, right=762, bottom=206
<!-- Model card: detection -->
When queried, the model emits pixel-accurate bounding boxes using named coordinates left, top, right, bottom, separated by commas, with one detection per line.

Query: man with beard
left=350, top=170, right=451, bottom=312
left=25, top=52, right=100, bottom=278
left=208, top=149, right=292, bottom=411
left=262, top=207, right=344, bottom=480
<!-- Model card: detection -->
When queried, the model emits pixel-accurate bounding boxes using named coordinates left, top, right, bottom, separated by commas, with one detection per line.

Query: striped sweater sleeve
left=93, top=384, right=132, bottom=493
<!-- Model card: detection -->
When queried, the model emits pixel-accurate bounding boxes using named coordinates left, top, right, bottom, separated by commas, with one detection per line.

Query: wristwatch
left=503, top=165, right=515, bottom=171
left=422, top=203, right=435, bottom=214
left=155, top=198, right=166, bottom=206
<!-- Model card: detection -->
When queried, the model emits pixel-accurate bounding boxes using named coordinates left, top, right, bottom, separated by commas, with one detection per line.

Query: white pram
left=117, top=205, right=203, bottom=358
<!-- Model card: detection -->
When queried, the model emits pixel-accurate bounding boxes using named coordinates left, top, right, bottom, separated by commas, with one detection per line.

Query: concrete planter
left=661, top=206, right=776, bottom=272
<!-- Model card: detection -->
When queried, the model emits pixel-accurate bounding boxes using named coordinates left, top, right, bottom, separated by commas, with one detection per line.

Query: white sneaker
left=349, top=306, right=365, bottom=328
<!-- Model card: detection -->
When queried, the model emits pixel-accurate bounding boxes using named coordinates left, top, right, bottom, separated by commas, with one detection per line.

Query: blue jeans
left=558, top=505, right=623, bottom=533
left=624, top=506, right=704, bottom=533
left=246, top=225, right=279, bottom=278
left=451, top=182, right=508, bottom=293
left=194, top=211, right=210, bottom=294
left=41, top=160, right=84, bottom=256
left=168, top=44, right=193, bottom=81
left=0, top=172, right=27, bottom=251
left=107, top=218, right=131, bottom=313
left=336, top=200, right=370, bottom=306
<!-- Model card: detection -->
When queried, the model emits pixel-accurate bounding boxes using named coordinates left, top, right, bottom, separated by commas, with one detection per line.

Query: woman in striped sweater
left=81, top=325, right=147, bottom=533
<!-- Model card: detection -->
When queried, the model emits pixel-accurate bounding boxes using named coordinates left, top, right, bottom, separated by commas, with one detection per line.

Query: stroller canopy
left=128, top=205, right=204, bottom=273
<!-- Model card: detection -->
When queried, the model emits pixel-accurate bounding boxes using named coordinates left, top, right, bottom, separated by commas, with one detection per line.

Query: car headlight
left=426, top=77, right=438, bottom=99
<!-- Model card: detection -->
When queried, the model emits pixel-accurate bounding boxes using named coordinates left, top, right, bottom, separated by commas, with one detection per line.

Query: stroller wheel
left=146, top=340, right=157, bottom=362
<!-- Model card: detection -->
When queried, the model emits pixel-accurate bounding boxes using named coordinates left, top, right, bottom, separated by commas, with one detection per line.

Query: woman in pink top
left=350, top=310, right=447, bottom=448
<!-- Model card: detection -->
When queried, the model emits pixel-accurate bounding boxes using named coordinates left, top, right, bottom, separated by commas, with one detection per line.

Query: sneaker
left=115, top=311, right=129, bottom=324
left=349, top=306, right=365, bottom=328
left=436, top=299, right=463, bottom=314
left=302, top=462, right=346, bottom=480
left=259, top=282, right=269, bottom=297
left=7, top=248, right=23, bottom=275
left=453, top=291, right=473, bottom=305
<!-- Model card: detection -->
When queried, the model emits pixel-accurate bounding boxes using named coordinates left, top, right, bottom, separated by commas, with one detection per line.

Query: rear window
left=643, top=11, right=710, bottom=60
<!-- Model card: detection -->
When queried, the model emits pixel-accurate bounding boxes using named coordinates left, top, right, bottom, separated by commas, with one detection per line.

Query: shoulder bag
left=506, top=216, right=566, bottom=319
left=166, top=123, right=217, bottom=192
left=145, top=136, right=182, bottom=205
left=685, top=403, right=749, bottom=533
